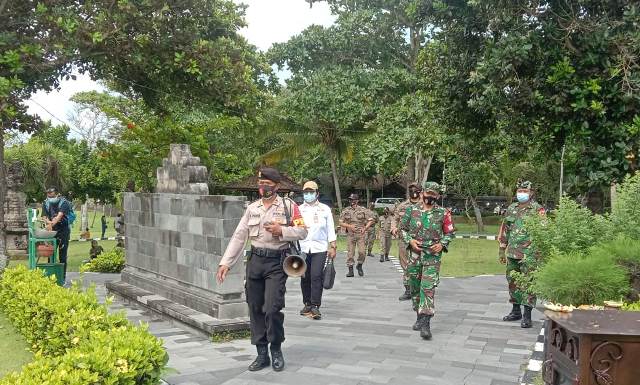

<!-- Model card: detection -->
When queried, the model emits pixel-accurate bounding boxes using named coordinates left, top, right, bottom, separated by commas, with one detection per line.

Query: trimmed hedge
left=80, top=247, right=126, bottom=273
left=0, top=266, right=167, bottom=384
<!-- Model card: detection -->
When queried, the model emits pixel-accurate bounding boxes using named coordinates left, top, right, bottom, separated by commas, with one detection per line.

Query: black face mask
left=423, top=196, right=437, bottom=205
left=409, top=190, right=421, bottom=199
left=259, top=185, right=277, bottom=199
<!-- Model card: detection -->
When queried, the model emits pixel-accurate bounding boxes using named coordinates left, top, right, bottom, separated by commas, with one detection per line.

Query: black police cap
left=258, top=167, right=282, bottom=183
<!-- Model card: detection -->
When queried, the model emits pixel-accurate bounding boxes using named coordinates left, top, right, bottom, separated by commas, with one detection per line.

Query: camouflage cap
left=517, top=180, right=533, bottom=190
left=422, top=181, right=441, bottom=193
left=348, top=193, right=360, bottom=200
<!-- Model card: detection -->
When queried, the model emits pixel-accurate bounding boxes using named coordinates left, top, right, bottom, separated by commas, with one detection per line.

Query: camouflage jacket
left=368, top=210, right=379, bottom=233
left=498, top=201, right=545, bottom=260
left=400, top=205, right=455, bottom=256
left=379, top=215, right=393, bottom=235
left=339, top=205, right=374, bottom=234
left=391, top=199, right=420, bottom=233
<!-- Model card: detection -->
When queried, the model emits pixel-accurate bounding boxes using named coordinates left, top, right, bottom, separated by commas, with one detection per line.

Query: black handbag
left=323, top=259, right=336, bottom=289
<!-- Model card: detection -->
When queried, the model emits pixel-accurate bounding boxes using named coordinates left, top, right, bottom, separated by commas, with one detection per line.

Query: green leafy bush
left=612, top=173, right=640, bottom=240
left=80, top=247, right=126, bottom=273
left=531, top=251, right=629, bottom=306
left=526, top=196, right=612, bottom=260
left=0, top=266, right=167, bottom=384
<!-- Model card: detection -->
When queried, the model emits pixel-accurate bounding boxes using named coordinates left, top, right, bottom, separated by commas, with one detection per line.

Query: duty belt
left=250, top=246, right=284, bottom=259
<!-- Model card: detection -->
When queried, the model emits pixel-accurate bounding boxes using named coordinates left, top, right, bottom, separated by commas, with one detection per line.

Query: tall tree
left=1, top=0, right=268, bottom=261
left=263, top=68, right=412, bottom=210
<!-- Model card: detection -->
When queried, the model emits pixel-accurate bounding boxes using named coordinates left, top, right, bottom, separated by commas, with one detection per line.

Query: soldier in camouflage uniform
left=498, top=180, right=545, bottom=329
left=400, top=182, right=455, bottom=340
left=378, top=208, right=393, bottom=262
left=392, top=182, right=422, bottom=301
left=365, top=202, right=379, bottom=257
left=339, top=193, right=375, bottom=277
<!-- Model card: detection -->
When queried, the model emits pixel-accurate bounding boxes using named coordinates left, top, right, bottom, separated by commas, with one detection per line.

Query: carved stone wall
left=156, top=144, right=209, bottom=195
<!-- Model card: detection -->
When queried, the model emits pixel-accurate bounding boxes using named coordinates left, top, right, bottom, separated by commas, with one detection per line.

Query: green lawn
left=69, top=210, right=121, bottom=239
left=336, top=236, right=503, bottom=277
left=0, top=310, right=32, bottom=378
left=9, top=240, right=118, bottom=272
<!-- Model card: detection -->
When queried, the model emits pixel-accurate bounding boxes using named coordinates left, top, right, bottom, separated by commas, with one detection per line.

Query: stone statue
left=1, top=162, right=29, bottom=271
left=156, top=144, right=209, bottom=195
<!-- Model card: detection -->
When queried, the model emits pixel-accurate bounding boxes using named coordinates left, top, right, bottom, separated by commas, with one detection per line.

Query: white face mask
left=303, top=192, right=317, bottom=203
left=516, top=192, right=530, bottom=203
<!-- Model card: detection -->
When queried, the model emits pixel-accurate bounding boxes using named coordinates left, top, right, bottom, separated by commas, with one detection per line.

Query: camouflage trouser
left=407, top=252, right=441, bottom=315
left=346, top=234, right=366, bottom=266
left=380, top=233, right=392, bottom=255
left=506, top=257, right=537, bottom=307
left=398, top=239, right=409, bottom=286
left=365, top=229, right=376, bottom=254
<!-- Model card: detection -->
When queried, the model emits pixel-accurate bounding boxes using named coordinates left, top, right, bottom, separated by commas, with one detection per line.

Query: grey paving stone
left=70, top=250, right=542, bottom=385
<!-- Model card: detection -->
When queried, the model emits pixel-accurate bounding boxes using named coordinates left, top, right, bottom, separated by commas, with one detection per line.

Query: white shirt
left=299, top=200, right=337, bottom=253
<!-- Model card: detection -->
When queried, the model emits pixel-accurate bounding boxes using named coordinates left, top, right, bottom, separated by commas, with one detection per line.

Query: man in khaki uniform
left=365, top=202, right=379, bottom=257
left=379, top=208, right=393, bottom=262
left=216, top=167, right=307, bottom=373
left=392, top=182, right=422, bottom=301
left=339, top=193, right=374, bottom=277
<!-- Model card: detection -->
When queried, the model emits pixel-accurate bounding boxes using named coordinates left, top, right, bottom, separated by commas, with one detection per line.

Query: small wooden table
left=543, top=310, right=640, bottom=385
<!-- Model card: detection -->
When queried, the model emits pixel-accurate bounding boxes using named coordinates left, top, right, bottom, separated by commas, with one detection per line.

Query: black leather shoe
left=379, top=255, right=385, bottom=262
left=412, top=314, right=426, bottom=331
left=309, top=305, right=321, bottom=320
left=248, top=345, right=270, bottom=371
left=346, top=266, right=354, bottom=277
left=356, top=264, right=364, bottom=277
left=420, top=316, right=432, bottom=340
left=521, top=306, right=533, bottom=328
left=300, top=305, right=312, bottom=316
left=271, top=348, right=285, bottom=372
left=399, top=286, right=411, bottom=301
left=503, top=304, right=522, bottom=321
left=384, top=255, right=390, bottom=261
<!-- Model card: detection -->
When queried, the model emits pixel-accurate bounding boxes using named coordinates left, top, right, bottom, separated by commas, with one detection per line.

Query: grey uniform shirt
left=219, top=196, right=308, bottom=267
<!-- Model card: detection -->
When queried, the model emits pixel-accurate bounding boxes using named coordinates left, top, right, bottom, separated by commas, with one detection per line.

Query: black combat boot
left=384, top=254, right=390, bottom=261
left=420, top=315, right=433, bottom=340
left=412, top=313, right=427, bottom=331
left=356, top=263, right=364, bottom=277
left=270, top=344, right=285, bottom=372
left=399, top=286, right=411, bottom=301
left=379, top=254, right=385, bottom=262
left=502, top=304, right=522, bottom=321
left=521, top=306, right=533, bottom=328
left=346, top=266, right=354, bottom=277
left=248, top=344, right=270, bottom=371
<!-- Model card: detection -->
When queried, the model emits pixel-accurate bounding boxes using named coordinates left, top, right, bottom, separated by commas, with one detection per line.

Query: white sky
left=26, top=0, right=335, bottom=127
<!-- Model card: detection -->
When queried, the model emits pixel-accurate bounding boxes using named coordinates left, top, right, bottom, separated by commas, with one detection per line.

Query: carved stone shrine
left=3, top=162, right=28, bottom=258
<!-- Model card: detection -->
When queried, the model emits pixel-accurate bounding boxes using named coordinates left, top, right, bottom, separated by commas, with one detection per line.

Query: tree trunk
left=0, top=129, right=7, bottom=272
left=365, top=182, right=371, bottom=207
left=81, top=200, right=89, bottom=232
left=419, top=155, right=433, bottom=187
left=330, top=155, right=342, bottom=212
left=610, top=183, right=618, bottom=212
left=405, top=155, right=416, bottom=195
left=469, top=196, right=485, bottom=233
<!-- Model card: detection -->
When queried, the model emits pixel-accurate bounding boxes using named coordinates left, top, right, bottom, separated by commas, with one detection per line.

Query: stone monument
left=3, top=162, right=28, bottom=258
left=107, top=144, right=249, bottom=334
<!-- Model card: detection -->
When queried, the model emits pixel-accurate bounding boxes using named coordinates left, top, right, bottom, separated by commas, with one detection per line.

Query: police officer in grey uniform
left=217, top=168, right=307, bottom=372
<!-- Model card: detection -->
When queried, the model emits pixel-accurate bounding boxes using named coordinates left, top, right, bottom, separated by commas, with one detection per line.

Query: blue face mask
left=303, top=192, right=317, bottom=203
left=516, top=192, right=530, bottom=203
left=47, top=197, right=60, bottom=205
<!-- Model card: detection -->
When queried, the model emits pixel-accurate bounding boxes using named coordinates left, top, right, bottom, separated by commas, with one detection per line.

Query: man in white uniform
left=298, top=181, right=337, bottom=320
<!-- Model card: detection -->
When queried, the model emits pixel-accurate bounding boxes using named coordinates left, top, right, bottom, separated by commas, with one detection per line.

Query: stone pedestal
left=107, top=145, right=249, bottom=334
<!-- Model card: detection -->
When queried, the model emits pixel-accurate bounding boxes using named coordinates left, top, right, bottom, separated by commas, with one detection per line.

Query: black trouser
left=55, top=227, right=70, bottom=279
left=301, top=251, right=327, bottom=307
left=101, top=226, right=106, bottom=239
left=246, top=250, right=288, bottom=346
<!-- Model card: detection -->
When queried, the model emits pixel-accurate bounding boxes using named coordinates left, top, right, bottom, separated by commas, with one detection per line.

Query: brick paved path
left=71, top=253, right=542, bottom=385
